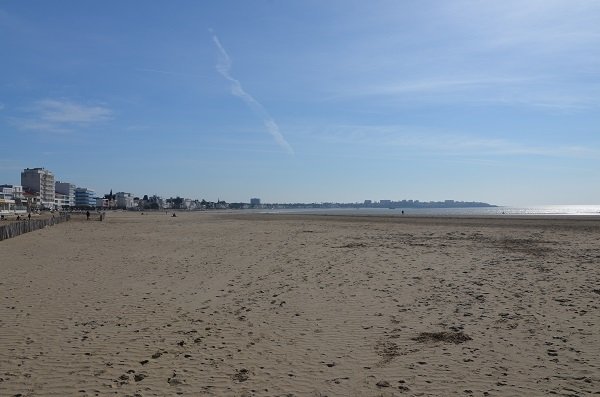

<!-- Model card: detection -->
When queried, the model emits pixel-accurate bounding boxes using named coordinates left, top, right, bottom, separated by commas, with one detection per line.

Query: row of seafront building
left=1, top=167, right=139, bottom=215
left=1, top=167, right=232, bottom=216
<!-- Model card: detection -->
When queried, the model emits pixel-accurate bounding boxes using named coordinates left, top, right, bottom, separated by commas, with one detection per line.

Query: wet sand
left=1, top=211, right=599, bottom=396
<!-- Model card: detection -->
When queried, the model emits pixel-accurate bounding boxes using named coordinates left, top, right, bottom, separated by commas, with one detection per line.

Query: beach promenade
left=1, top=212, right=598, bottom=396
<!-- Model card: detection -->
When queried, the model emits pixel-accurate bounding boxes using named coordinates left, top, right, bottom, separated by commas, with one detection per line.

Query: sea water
left=258, top=205, right=600, bottom=216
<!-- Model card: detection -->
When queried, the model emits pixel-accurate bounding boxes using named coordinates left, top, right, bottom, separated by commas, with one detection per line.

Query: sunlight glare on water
left=259, top=205, right=600, bottom=216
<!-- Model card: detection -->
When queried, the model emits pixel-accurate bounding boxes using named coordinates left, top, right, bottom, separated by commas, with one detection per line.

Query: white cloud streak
left=312, top=124, right=600, bottom=159
left=365, top=76, right=533, bottom=95
left=11, top=99, right=112, bottom=133
left=35, top=99, right=111, bottom=123
left=320, top=1, right=600, bottom=110
left=328, top=75, right=600, bottom=110
left=211, top=31, right=294, bottom=155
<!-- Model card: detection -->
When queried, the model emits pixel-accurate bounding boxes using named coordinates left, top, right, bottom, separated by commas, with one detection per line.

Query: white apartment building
left=55, top=181, right=76, bottom=207
left=0, top=185, right=26, bottom=215
left=21, top=168, right=55, bottom=209
left=115, top=192, right=135, bottom=209
left=54, top=192, right=69, bottom=208
left=0, top=185, right=24, bottom=201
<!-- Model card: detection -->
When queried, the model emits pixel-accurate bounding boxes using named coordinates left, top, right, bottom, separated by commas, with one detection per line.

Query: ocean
left=258, top=205, right=600, bottom=217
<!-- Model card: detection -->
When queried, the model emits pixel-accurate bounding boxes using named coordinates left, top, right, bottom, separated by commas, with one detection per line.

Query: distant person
left=28, top=213, right=31, bottom=221
left=401, top=210, right=404, bottom=215
left=86, top=210, right=90, bottom=220
left=172, top=212, right=177, bottom=217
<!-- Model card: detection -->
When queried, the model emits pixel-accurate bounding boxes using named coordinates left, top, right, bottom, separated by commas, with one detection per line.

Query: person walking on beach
left=86, top=210, right=90, bottom=220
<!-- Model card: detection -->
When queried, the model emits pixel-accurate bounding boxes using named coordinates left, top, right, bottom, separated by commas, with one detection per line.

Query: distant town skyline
left=2, top=1, right=600, bottom=206
left=2, top=166, right=498, bottom=218
left=6, top=165, right=496, bottom=206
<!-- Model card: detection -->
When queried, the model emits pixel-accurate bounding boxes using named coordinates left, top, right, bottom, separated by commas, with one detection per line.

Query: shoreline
left=226, top=211, right=600, bottom=229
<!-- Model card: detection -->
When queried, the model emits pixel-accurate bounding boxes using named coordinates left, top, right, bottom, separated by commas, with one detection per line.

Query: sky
left=1, top=0, right=599, bottom=205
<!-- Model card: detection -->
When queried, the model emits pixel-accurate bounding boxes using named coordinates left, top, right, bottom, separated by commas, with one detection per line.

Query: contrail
left=211, top=31, right=294, bottom=155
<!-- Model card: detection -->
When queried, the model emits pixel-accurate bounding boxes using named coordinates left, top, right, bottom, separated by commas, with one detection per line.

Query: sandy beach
left=1, top=211, right=599, bottom=396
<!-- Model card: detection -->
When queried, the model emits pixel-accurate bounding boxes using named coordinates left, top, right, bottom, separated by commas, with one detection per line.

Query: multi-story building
left=54, top=192, right=69, bottom=208
left=0, top=186, right=11, bottom=202
left=182, top=198, right=195, bottom=210
left=55, top=181, right=76, bottom=207
left=75, top=187, right=96, bottom=208
left=96, top=197, right=109, bottom=208
left=0, top=185, right=24, bottom=202
left=0, top=185, right=27, bottom=214
left=250, top=198, right=261, bottom=206
left=115, top=192, right=134, bottom=209
left=148, top=195, right=164, bottom=209
left=21, top=168, right=55, bottom=209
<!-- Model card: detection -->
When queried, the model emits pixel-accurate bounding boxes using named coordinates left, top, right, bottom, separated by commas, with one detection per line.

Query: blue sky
left=1, top=1, right=599, bottom=205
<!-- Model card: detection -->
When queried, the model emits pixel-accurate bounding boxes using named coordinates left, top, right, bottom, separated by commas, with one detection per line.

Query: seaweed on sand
left=412, top=331, right=472, bottom=344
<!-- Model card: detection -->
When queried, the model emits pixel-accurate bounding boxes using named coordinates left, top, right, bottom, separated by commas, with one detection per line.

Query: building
left=0, top=195, right=15, bottom=215
left=103, top=190, right=117, bottom=208
left=182, top=198, right=193, bottom=210
left=147, top=195, right=164, bottom=209
left=21, top=168, right=55, bottom=209
left=96, top=197, right=108, bottom=208
left=55, top=181, right=76, bottom=207
left=0, top=185, right=27, bottom=215
left=250, top=198, right=261, bottom=206
left=54, top=192, right=69, bottom=208
left=75, top=187, right=96, bottom=208
left=115, top=192, right=134, bottom=209
left=138, top=194, right=164, bottom=210
left=0, top=185, right=24, bottom=202
left=1, top=185, right=18, bottom=215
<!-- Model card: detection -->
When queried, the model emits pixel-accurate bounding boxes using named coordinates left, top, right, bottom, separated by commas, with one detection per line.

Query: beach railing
left=0, top=214, right=70, bottom=242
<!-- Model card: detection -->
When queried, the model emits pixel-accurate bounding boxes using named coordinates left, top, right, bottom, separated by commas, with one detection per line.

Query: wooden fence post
left=0, top=214, right=70, bottom=241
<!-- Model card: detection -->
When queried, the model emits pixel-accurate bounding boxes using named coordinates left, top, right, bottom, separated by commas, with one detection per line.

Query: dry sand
left=1, top=211, right=599, bottom=396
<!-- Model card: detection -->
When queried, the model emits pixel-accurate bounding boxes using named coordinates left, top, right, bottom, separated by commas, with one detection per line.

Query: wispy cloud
left=312, top=124, right=600, bottom=159
left=34, top=99, right=111, bottom=123
left=11, top=99, right=112, bottom=133
left=211, top=31, right=294, bottom=155
left=319, top=1, right=600, bottom=111
left=444, top=0, right=600, bottom=50
left=363, top=76, right=532, bottom=95
left=330, top=76, right=600, bottom=111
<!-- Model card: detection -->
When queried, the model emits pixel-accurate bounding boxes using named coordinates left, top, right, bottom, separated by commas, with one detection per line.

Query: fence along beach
left=0, top=211, right=106, bottom=241
left=0, top=211, right=598, bottom=395
left=0, top=214, right=70, bottom=241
